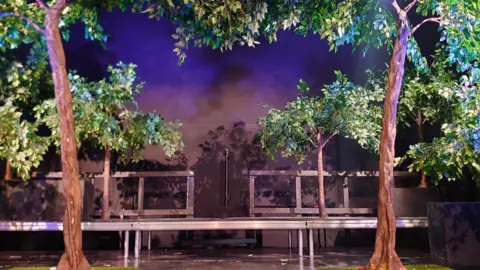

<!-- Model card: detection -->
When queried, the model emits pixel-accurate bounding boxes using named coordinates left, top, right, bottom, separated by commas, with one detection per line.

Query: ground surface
left=0, top=248, right=463, bottom=270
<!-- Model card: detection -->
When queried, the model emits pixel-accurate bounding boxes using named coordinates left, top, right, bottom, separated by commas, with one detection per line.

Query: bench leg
left=135, top=231, right=141, bottom=259
left=124, top=231, right=129, bottom=259
left=288, top=230, right=292, bottom=250
left=298, top=229, right=303, bottom=257
left=308, top=229, right=314, bottom=257
left=148, top=231, right=152, bottom=251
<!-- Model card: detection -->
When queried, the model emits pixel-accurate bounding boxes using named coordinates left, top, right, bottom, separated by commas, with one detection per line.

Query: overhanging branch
left=0, top=12, right=46, bottom=34
left=53, top=0, right=68, bottom=11
left=411, top=17, right=441, bottom=35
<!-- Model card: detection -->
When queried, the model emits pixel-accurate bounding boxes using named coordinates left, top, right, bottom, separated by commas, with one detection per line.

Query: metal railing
left=245, top=170, right=417, bottom=217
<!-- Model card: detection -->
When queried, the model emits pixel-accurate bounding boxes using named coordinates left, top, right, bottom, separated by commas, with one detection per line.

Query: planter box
left=427, top=202, right=480, bottom=267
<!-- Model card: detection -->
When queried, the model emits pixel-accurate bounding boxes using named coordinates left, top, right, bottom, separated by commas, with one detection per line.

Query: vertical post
left=186, top=174, right=195, bottom=218
left=249, top=175, right=255, bottom=216
left=134, top=230, right=140, bottom=259
left=137, top=177, right=144, bottom=250
left=295, top=176, right=302, bottom=216
left=147, top=231, right=152, bottom=251
left=308, top=229, right=314, bottom=257
left=124, top=231, right=129, bottom=259
left=225, top=148, right=229, bottom=206
left=298, top=229, right=303, bottom=257
left=343, top=176, right=351, bottom=244
left=288, top=230, right=292, bottom=249
left=342, top=177, right=349, bottom=209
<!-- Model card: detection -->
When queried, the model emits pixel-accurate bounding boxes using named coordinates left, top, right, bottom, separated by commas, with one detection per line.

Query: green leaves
left=258, top=70, right=384, bottom=164
left=0, top=101, right=50, bottom=180
left=36, top=62, right=184, bottom=166
left=402, top=77, right=480, bottom=185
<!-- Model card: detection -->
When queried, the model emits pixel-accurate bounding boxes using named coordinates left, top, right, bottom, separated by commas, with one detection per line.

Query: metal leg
left=288, top=230, right=292, bottom=249
left=298, top=229, right=303, bottom=257
left=148, top=231, right=152, bottom=251
left=135, top=231, right=141, bottom=259
left=124, top=231, right=129, bottom=259
left=308, top=229, right=314, bottom=257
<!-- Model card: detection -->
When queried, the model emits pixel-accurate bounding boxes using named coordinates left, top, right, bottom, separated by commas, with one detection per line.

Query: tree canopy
left=258, top=71, right=384, bottom=163
left=35, top=62, right=184, bottom=163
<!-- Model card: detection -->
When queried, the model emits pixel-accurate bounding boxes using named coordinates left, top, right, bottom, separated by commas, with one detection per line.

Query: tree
left=0, top=43, right=52, bottom=180
left=401, top=75, right=480, bottom=186
left=397, top=54, right=459, bottom=187
left=143, top=0, right=480, bottom=268
left=36, top=62, right=184, bottom=220
left=0, top=1, right=139, bottom=268
left=258, top=71, right=384, bottom=218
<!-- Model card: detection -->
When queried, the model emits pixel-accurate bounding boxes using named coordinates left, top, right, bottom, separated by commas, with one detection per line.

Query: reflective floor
left=0, top=248, right=451, bottom=270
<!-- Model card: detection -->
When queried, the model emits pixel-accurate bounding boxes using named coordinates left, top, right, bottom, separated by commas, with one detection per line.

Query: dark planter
left=427, top=202, right=480, bottom=267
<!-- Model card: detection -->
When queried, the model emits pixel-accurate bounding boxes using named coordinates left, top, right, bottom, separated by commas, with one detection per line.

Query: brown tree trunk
left=4, top=161, right=12, bottom=181
left=317, top=132, right=328, bottom=218
left=44, top=4, right=90, bottom=270
left=365, top=16, right=409, bottom=270
left=417, top=115, right=428, bottom=188
left=101, top=147, right=111, bottom=220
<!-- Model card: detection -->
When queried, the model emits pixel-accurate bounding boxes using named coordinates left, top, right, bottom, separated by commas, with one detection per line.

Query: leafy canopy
left=0, top=44, right=52, bottom=179
left=35, top=62, right=184, bottom=163
left=400, top=75, right=480, bottom=185
left=397, top=52, right=459, bottom=130
left=258, top=71, right=384, bottom=163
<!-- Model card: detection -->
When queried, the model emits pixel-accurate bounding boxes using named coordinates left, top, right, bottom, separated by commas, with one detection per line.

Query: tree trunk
left=365, top=16, right=409, bottom=270
left=4, top=161, right=12, bottom=181
left=317, top=132, right=328, bottom=218
left=44, top=6, right=90, bottom=270
left=417, top=115, right=428, bottom=188
left=101, top=147, right=111, bottom=220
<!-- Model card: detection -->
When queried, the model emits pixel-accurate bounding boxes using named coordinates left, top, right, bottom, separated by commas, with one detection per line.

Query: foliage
left=400, top=75, right=480, bottom=185
left=397, top=53, right=459, bottom=131
left=0, top=44, right=52, bottom=180
left=140, top=0, right=480, bottom=77
left=258, top=71, right=384, bottom=163
left=35, top=62, right=184, bottom=163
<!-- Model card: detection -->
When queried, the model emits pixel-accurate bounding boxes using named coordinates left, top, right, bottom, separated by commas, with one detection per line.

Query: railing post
left=295, top=176, right=302, bottom=217
left=249, top=175, right=255, bottom=217
left=186, top=174, right=195, bottom=218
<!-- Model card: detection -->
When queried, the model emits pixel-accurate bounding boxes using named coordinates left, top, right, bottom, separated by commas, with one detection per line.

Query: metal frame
left=0, top=217, right=427, bottom=259
left=31, top=170, right=195, bottom=257
left=246, top=170, right=417, bottom=216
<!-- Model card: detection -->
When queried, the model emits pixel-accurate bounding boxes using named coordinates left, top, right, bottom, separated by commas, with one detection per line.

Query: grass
left=9, top=266, right=138, bottom=270
left=316, top=265, right=452, bottom=270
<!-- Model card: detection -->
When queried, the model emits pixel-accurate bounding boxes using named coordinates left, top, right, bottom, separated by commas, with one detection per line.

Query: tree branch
left=411, top=17, right=441, bottom=35
left=392, top=0, right=403, bottom=15
left=404, top=0, right=417, bottom=13
left=320, top=132, right=337, bottom=149
left=53, top=0, right=68, bottom=10
left=0, top=12, right=46, bottom=34
left=35, top=0, right=49, bottom=10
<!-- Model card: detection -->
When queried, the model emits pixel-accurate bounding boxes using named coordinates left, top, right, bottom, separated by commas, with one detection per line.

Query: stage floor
left=0, top=248, right=454, bottom=270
